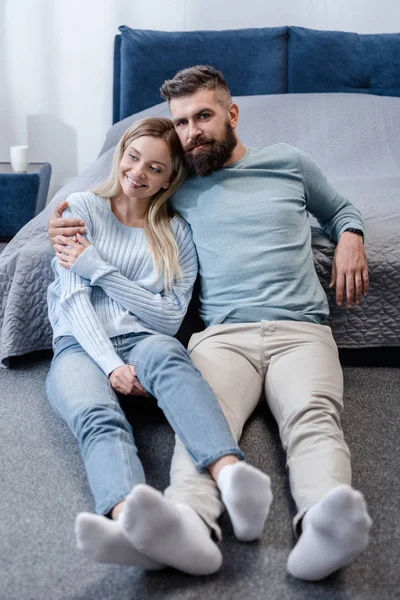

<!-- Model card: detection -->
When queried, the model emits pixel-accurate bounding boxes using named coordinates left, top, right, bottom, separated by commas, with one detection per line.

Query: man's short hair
left=160, top=65, right=232, bottom=107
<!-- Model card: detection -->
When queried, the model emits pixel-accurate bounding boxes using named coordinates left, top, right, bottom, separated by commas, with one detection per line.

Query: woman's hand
left=109, top=365, right=149, bottom=396
left=54, top=233, right=91, bottom=269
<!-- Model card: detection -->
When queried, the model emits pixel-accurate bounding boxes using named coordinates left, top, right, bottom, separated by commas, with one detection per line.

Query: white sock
left=120, top=484, right=222, bottom=576
left=75, top=512, right=165, bottom=569
left=287, top=485, right=372, bottom=581
left=217, top=462, right=273, bottom=541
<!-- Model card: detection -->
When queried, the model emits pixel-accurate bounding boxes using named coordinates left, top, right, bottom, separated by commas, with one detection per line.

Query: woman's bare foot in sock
left=287, top=485, right=372, bottom=581
left=120, top=484, right=222, bottom=575
left=217, top=462, right=273, bottom=541
left=76, top=512, right=165, bottom=569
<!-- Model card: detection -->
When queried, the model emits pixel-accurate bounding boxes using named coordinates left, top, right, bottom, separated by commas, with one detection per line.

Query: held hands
left=49, top=201, right=90, bottom=268
left=54, top=234, right=90, bottom=269
left=330, top=231, right=369, bottom=308
left=48, top=201, right=86, bottom=246
left=109, top=365, right=149, bottom=396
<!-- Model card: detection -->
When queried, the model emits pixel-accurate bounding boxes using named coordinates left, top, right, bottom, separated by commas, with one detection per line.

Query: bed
left=1, top=24, right=400, bottom=367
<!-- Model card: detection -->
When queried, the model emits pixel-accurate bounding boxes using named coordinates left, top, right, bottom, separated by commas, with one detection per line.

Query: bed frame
left=112, top=25, right=400, bottom=123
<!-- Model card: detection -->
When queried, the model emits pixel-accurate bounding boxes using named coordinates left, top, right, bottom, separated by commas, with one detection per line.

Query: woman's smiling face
left=119, top=135, right=174, bottom=200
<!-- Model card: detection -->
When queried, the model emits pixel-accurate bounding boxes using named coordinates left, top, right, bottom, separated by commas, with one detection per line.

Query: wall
left=1, top=0, right=399, bottom=200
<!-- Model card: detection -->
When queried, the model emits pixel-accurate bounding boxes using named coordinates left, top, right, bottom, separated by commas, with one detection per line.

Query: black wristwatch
left=344, top=228, right=364, bottom=242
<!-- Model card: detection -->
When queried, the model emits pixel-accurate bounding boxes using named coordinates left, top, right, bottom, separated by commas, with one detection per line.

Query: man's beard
left=184, top=121, right=237, bottom=177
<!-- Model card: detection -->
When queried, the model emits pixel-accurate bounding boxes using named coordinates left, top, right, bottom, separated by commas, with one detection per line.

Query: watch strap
left=344, top=228, right=364, bottom=241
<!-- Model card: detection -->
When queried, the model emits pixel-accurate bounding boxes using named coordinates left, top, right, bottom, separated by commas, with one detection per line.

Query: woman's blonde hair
left=93, top=117, right=187, bottom=290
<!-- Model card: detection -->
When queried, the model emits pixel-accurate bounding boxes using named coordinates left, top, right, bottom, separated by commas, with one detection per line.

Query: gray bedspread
left=1, top=93, right=399, bottom=366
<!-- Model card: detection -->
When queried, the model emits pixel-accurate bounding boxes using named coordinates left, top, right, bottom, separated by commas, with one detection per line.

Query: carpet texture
left=0, top=354, right=399, bottom=600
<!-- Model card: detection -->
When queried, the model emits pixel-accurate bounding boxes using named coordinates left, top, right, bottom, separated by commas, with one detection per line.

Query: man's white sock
left=120, top=484, right=222, bottom=576
left=287, top=484, right=372, bottom=581
left=217, top=462, right=273, bottom=541
left=75, top=512, right=165, bottom=569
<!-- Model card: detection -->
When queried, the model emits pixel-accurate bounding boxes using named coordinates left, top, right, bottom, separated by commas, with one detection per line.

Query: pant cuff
left=292, top=506, right=309, bottom=537
left=195, top=448, right=245, bottom=472
left=96, top=490, right=132, bottom=516
left=199, top=513, right=223, bottom=544
left=164, top=490, right=223, bottom=543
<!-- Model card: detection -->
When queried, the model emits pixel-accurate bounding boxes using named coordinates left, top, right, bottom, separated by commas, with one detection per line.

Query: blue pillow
left=288, top=26, right=400, bottom=97
left=117, top=25, right=288, bottom=120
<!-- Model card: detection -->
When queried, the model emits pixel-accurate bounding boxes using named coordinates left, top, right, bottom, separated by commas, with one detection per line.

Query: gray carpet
left=1, top=354, right=399, bottom=600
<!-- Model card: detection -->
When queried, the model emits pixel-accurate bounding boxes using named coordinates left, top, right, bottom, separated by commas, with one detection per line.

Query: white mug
left=10, top=145, right=29, bottom=173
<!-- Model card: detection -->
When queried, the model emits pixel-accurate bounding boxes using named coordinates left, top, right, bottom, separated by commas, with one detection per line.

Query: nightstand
left=0, top=162, right=52, bottom=240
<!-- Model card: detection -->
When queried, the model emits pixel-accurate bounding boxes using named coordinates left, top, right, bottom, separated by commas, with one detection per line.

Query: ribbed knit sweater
left=170, top=144, right=364, bottom=327
left=47, top=192, right=198, bottom=376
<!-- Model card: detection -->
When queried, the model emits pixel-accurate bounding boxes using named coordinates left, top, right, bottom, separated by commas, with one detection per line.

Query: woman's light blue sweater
left=47, top=192, right=198, bottom=376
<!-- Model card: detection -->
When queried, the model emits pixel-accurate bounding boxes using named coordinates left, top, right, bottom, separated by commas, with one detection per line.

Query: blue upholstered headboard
left=113, top=25, right=400, bottom=124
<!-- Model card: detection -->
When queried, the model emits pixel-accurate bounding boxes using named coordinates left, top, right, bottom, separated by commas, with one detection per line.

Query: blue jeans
left=46, top=331, right=244, bottom=514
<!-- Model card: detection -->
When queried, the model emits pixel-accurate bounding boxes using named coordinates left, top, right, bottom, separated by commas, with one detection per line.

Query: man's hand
left=54, top=233, right=90, bottom=269
left=329, top=231, right=369, bottom=308
left=48, top=201, right=86, bottom=247
left=109, top=365, right=149, bottom=396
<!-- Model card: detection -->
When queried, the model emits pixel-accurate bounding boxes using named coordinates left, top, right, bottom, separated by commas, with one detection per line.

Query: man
left=49, top=66, right=372, bottom=581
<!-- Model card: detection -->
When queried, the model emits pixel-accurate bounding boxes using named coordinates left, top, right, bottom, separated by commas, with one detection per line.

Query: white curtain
left=1, top=0, right=398, bottom=200
left=1, top=0, right=185, bottom=198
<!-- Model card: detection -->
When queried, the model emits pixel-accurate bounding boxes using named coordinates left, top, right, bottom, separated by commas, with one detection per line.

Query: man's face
left=170, top=89, right=237, bottom=176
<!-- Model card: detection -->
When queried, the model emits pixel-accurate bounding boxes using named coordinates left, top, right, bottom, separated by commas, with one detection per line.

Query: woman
left=47, top=118, right=271, bottom=576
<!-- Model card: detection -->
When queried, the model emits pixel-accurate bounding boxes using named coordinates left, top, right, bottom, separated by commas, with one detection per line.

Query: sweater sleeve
left=298, top=150, right=365, bottom=242
left=57, top=194, right=125, bottom=376
left=58, top=267, right=125, bottom=376
left=70, top=217, right=198, bottom=336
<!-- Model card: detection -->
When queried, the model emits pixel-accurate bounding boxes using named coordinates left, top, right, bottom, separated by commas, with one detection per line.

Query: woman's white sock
left=217, top=462, right=273, bottom=541
left=120, top=484, right=222, bottom=576
left=287, top=484, right=372, bottom=581
left=75, top=512, right=165, bottom=569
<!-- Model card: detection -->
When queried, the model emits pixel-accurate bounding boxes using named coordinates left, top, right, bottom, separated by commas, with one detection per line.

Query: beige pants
left=164, top=320, right=351, bottom=541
